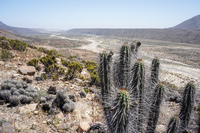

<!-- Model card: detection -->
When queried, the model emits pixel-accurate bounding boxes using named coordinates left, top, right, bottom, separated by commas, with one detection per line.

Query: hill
left=0, top=28, right=29, bottom=41
left=0, top=21, right=39, bottom=34
left=173, top=14, right=200, bottom=30
left=67, top=28, right=200, bottom=44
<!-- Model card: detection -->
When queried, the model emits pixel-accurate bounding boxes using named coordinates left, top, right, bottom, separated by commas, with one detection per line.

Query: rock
left=47, top=86, right=57, bottom=95
left=35, top=76, right=44, bottom=81
left=80, top=121, right=90, bottom=132
left=43, top=121, right=47, bottom=124
left=156, top=124, right=166, bottom=133
left=80, top=90, right=87, bottom=98
left=36, top=65, right=42, bottom=71
left=0, top=122, right=14, bottom=133
left=12, top=74, right=21, bottom=79
left=23, top=75, right=33, bottom=83
left=56, top=112, right=64, bottom=119
left=81, top=68, right=91, bottom=80
left=18, top=66, right=36, bottom=76
left=10, top=51, right=16, bottom=57
left=34, top=111, right=39, bottom=115
left=0, top=61, right=4, bottom=65
left=57, top=122, right=73, bottom=131
left=19, top=103, right=37, bottom=114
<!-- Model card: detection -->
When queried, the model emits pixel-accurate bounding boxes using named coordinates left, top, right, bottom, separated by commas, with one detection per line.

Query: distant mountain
left=0, top=28, right=29, bottom=41
left=67, top=28, right=200, bottom=44
left=172, top=15, right=200, bottom=30
left=0, top=21, right=39, bottom=34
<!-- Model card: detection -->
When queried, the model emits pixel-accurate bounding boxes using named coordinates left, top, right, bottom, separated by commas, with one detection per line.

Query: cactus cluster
left=38, top=90, right=76, bottom=114
left=0, top=80, right=38, bottom=106
left=87, top=41, right=197, bottom=133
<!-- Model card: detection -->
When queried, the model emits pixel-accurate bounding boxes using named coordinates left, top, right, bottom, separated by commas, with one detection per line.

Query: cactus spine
left=179, top=82, right=195, bottom=132
left=130, top=59, right=145, bottom=133
left=112, top=89, right=130, bottom=133
left=146, top=83, right=165, bottom=133
left=150, top=57, right=160, bottom=88
left=167, top=116, right=179, bottom=133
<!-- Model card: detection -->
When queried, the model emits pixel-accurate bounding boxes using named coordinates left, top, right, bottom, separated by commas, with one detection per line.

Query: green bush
left=27, top=58, right=38, bottom=67
left=52, top=73, right=59, bottom=81
left=40, top=55, right=57, bottom=67
left=0, top=49, right=13, bottom=62
left=65, top=61, right=83, bottom=80
left=0, top=37, right=28, bottom=51
left=61, top=58, right=70, bottom=67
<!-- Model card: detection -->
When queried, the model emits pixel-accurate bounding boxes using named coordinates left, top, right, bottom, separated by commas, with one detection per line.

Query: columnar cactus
left=99, top=51, right=113, bottom=99
left=111, top=89, right=130, bottom=133
left=146, top=83, right=165, bottom=133
left=167, top=116, right=179, bottom=133
left=179, top=82, right=195, bottom=132
left=130, top=59, right=145, bottom=133
left=99, top=51, right=114, bottom=132
left=150, top=57, right=160, bottom=88
left=118, top=43, right=130, bottom=89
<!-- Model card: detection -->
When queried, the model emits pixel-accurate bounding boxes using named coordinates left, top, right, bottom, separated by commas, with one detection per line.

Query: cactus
left=99, top=51, right=114, bottom=132
left=179, top=82, right=195, bottom=132
left=135, top=41, right=141, bottom=54
left=167, top=116, right=179, bottom=133
left=9, top=95, right=20, bottom=106
left=118, top=43, right=131, bottom=88
left=146, top=83, right=165, bottom=133
left=150, top=57, right=160, bottom=88
left=130, top=59, right=145, bottom=133
left=99, top=51, right=113, bottom=100
left=111, top=89, right=130, bottom=133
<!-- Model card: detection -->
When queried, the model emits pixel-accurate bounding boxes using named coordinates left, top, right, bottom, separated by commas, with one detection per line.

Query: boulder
left=81, top=68, right=91, bottom=80
left=18, top=66, right=36, bottom=76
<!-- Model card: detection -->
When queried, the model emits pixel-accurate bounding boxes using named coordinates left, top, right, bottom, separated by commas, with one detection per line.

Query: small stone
left=43, top=121, right=47, bottom=124
left=80, top=121, right=90, bottom=132
left=80, top=90, right=87, bottom=98
left=34, top=111, right=39, bottom=115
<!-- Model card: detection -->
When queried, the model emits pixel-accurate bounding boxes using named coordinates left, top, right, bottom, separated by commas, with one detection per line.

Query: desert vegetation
left=87, top=41, right=199, bottom=133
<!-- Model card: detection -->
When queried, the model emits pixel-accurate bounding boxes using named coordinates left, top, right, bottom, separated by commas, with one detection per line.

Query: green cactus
left=146, top=83, right=165, bottom=133
left=99, top=51, right=113, bottom=132
left=99, top=51, right=113, bottom=99
left=130, top=59, right=145, bottom=133
left=111, top=89, right=130, bottom=133
left=118, top=43, right=130, bottom=88
left=167, top=116, right=179, bottom=133
left=135, top=41, right=141, bottom=54
left=150, top=57, right=160, bottom=88
left=179, top=82, right=195, bottom=132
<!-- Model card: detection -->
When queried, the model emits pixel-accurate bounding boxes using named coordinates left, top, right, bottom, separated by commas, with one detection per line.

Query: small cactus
left=9, top=95, right=20, bottom=106
left=111, top=89, right=130, bottom=133
left=146, top=83, right=165, bottom=133
left=179, top=82, right=195, bottom=132
left=167, top=116, right=179, bottom=133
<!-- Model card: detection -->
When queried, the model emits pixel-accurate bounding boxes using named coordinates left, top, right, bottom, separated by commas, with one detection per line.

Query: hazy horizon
left=0, top=0, right=200, bottom=30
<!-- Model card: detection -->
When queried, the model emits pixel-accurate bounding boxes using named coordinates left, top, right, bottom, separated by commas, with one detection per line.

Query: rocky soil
left=0, top=35, right=200, bottom=133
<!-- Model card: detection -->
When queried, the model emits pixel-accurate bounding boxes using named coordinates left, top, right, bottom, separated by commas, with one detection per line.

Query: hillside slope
left=0, top=21, right=38, bottom=34
left=173, top=14, right=200, bottom=30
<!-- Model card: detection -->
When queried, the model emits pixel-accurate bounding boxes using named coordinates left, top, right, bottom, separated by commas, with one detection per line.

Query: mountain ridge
left=172, top=14, right=200, bottom=30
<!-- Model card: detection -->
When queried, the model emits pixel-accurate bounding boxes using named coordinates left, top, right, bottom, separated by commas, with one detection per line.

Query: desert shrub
left=47, top=49, right=61, bottom=57
left=61, top=58, right=70, bottom=67
left=0, top=37, right=28, bottom=51
left=65, top=61, right=83, bottom=80
left=52, top=73, right=59, bottom=81
left=0, top=49, right=13, bottom=62
left=84, top=61, right=100, bottom=86
left=27, top=44, right=37, bottom=49
left=40, top=55, right=57, bottom=67
left=37, top=47, right=48, bottom=53
left=26, top=58, right=38, bottom=67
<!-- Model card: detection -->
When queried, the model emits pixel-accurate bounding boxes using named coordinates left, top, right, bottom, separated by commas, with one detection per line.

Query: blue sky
left=0, top=0, right=200, bottom=30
